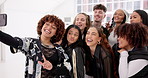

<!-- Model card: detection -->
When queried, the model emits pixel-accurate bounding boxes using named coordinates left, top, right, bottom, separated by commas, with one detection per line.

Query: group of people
left=0, top=3, right=148, bottom=78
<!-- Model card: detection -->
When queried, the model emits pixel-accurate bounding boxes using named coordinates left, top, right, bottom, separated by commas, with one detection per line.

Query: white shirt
left=119, top=51, right=148, bottom=78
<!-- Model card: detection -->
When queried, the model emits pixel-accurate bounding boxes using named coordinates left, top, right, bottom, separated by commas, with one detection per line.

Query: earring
left=98, top=41, right=100, bottom=44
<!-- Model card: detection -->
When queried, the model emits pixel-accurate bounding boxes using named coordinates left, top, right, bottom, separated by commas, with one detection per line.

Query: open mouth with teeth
left=86, top=39, right=93, bottom=42
left=44, top=29, right=51, bottom=34
left=77, top=25, right=82, bottom=28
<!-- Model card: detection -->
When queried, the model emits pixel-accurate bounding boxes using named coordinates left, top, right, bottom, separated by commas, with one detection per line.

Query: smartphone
left=0, top=14, right=7, bottom=26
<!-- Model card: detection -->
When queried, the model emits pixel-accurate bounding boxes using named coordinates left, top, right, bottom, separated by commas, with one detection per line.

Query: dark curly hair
left=115, top=23, right=148, bottom=48
left=37, top=14, right=65, bottom=43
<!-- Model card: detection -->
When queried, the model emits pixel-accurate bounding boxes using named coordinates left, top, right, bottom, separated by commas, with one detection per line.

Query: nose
left=77, top=20, right=81, bottom=24
left=71, top=34, right=75, bottom=38
left=47, top=25, right=52, bottom=30
left=130, top=18, right=133, bottom=23
left=86, top=34, right=92, bottom=38
left=117, top=37, right=120, bottom=41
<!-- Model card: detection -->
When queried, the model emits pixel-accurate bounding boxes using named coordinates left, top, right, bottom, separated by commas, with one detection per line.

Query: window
left=107, top=0, right=112, bottom=2
left=106, top=14, right=112, bottom=22
left=77, top=0, right=81, bottom=4
left=88, top=5, right=92, bottom=12
left=120, top=2, right=126, bottom=9
left=94, top=0, right=97, bottom=3
left=99, top=0, right=105, bottom=2
left=83, top=5, right=88, bottom=12
left=89, top=15, right=93, bottom=21
left=114, top=3, right=119, bottom=10
left=83, top=0, right=87, bottom=4
left=88, top=0, right=92, bottom=3
left=75, top=0, right=148, bottom=24
left=107, top=3, right=112, bottom=11
left=143, top=0, right=148, bottom=10
left=134, top=1, right=140, bottom=10
left=77, top=6, right=81, bottom=13
left=127, top=2, right=132, bottom=10
left=64, top=17, right=71, bottom=22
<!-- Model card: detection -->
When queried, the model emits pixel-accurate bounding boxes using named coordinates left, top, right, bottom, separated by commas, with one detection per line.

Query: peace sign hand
left=38, top=56, right=53, bottom=70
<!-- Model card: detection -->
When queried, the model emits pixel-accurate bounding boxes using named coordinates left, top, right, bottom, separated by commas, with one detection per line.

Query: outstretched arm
left=0, top=30, right=20, bottom=48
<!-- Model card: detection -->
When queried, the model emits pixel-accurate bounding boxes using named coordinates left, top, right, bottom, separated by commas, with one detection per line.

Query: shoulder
left=128, top=46, right=148, bottom=61
left=100, top=45, right=112, bottom=58
left=54, top=44, right=64, bottom=52
left=74, top=46, right=84, bottom=52
left=129, top=64, right=148, bottom=78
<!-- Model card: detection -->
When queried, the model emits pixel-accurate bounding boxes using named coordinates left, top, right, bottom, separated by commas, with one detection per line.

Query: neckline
left=41, top=43, right=54, bottom=48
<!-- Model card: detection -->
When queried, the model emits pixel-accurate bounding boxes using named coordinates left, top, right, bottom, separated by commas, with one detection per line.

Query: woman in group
left=130, top=9, right=148, bottom=26
left=0, top=14, right=71, bottom=78
left=73, top=13, right=91, bottom=69
left=106, top=9, right=129, bottom=47
left=85, top=26, right=117, bottom=78
left=61, top=25, right=84, bottom=78
left=73, top=13, right=91, bottom=40
left=115, top=23, right=148, bottom=78
left=106, top=9, right=129, bottom=77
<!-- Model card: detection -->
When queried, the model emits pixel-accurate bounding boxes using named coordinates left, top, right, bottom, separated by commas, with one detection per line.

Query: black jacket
left=128, top=46, right=148, bottom=78
left=64, top=46, right=85, bottom=78
left=85, top=45, right=114, bottom=78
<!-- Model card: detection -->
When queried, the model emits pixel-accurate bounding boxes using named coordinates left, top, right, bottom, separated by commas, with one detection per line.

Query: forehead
left=115, top=9, right=124, bottom=14
left=88, top=27, right=98, bottom=32
left=76, top=14, right=86, bottom=18
left=94, top=9, right=104, bottom=11
left=69, top=28, right=79, bottom=32
left=131, top=12, right=140, bottom=16
left=46, top=22, right=56, bottom=26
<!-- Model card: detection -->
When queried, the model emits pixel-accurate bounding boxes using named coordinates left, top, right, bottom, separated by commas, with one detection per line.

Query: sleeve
left=118, top=51, right=129, bottom=78
left=128, top=59, right=148, bottom=77
left=102, top=50, right=114, bottom=78
left=0, top=30, right=21, bottom=49
left=10, top=37, right=33, bottom=55
left=52, top=45, right=71, bottom=76
left=55, top=45, right=72, bottom=71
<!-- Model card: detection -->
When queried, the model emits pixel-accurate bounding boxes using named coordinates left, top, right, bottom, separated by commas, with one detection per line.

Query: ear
left=104, top=14, right=106, bottom=19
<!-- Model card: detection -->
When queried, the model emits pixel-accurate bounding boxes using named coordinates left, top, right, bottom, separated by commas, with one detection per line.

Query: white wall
left=51, top=0, right=76, bottom=28
left=0, top=0, right=75, bottom=78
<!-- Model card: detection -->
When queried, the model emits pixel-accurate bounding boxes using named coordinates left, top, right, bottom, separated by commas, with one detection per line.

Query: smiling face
left=67, top=28, right=79, bottom=45
left=41, top=22, right=57, bottom=39
left=130, top=12, right=142, bottom=23
left=94, top=9, right=106, bottom=22
left=113, top=9, right=125, bottom=24
left=85, top=27, right=101, bottom=47
left=74, top=14, right=87, bottom=32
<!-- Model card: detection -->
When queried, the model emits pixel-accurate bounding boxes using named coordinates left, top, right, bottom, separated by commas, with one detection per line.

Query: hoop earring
left=98, top=41, right=100, bottom=44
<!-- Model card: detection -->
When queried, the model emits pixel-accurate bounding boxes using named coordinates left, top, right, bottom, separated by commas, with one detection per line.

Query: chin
left=118, top=45, right=123, bottom=48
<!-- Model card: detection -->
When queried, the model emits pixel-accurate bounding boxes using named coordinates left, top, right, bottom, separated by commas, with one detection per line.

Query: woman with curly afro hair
left=0, top=14, right=71, bottom=78
left=115, top=23, right=148, bottom=78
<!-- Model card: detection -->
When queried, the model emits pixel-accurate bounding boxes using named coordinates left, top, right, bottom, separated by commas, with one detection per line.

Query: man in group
left=92, top=4, right=109, bottom=38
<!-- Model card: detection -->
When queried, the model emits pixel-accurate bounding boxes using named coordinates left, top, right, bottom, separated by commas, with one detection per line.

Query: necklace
left=41, top=43, right=54, bottom=48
